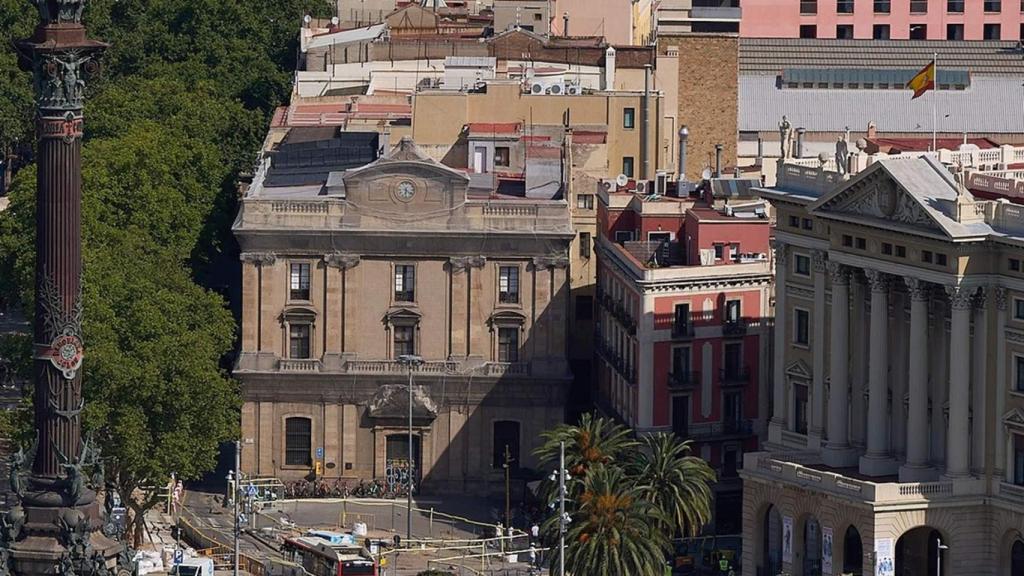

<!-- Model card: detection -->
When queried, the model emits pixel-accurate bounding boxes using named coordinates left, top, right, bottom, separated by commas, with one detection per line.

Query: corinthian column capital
left=945, top=284, right=977, bottom=311
left=826, top=261, right=848, bottom=285
left=903, top=278, right=931, bottom=301
left=864, top=268, right=889, bottom=293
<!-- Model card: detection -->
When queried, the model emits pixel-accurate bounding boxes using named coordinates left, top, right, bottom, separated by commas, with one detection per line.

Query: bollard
left=429, top=507, right=434, bottom=538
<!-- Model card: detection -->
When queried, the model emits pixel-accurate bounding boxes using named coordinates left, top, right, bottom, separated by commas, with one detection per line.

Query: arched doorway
left=804, top=516, right=822, bottom=576
left=843, top=525, right=863, bottom=575
left=763, top=505, right=782, bottom=575
left=895, top=527, right=945, bottom=576
left=1012, top=539, right=1024, bottom=576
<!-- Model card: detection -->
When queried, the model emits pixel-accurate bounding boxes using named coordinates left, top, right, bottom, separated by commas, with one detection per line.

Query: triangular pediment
left=1004, top=408, right=1024, bottom=430
left=785, top=359, right=811, bottom=379
left=809, top=164, right=947, bottom=235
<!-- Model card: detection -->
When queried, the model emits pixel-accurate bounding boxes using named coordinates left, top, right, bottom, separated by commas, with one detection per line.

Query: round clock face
left=396, top=180, right=416, bottom=201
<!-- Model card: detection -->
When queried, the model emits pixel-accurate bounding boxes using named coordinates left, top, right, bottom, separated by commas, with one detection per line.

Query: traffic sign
left=247, top=484, right=258, bottom=497
left=315, top=447, right=324, bottom=459
left=172, top=549, right=184, bottom=565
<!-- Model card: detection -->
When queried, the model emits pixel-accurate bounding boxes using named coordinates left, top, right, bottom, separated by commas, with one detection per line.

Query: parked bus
left=282, top=535, right=376, bottom=576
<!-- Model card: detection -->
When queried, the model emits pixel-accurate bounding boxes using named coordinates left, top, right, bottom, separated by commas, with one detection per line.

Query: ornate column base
left=821, top=444, right=859, bottom=468
left=898, top=463, right=938, bottom=483
left=858, top=454, right=898, bottom=477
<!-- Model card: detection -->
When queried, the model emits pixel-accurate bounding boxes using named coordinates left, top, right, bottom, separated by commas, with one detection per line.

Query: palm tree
left=631, top=432, right=715, bottom=537
left=535, top=412, right=637, bottom=478
left=554, top=464, right=670, bottom=576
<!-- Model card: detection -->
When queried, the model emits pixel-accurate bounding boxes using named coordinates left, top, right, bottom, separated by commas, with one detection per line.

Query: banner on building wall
left=875, top=538, right=895, bottom=576
left=822, top=526, right=834, bottom=575
left=782, top=516, right=794, bottom=564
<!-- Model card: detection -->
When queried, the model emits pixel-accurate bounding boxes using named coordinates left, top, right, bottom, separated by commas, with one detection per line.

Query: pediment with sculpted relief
left=811, top=171, right=942, bottom=233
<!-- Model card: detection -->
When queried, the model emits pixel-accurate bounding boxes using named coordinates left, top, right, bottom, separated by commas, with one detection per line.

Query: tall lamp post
left=396, top=354, right=423, bottom=544
left=936, top=536, right=949, bottom=576
left=549, top=441, right=569, bottom=576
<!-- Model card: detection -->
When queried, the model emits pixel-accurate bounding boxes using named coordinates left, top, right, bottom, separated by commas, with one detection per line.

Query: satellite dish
left=615, top=173, right=629, bottom=187
left=701, top=168, right=713, bottom=181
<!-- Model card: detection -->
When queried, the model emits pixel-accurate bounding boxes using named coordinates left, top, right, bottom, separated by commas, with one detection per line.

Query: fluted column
left=860, top=269, right=895, bottom=476
left=900, top=278, right=933, bottom=481
left=769, top=241, right=788, bottom=445
left=823, top=262, right=857, bottom=466
left=945, top=284, right=976, bottom=478
left=994, top=287, right=1008, bottom=480
left=809, top=250, right=827, bottom=448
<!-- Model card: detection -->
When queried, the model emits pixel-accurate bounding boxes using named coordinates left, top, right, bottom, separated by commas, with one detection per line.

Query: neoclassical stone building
left=233, top=136, right=573, bottom=493
left=743, top=156, right=1024, bottom=575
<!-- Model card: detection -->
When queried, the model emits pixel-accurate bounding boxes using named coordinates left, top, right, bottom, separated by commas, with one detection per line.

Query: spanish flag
left=906, top=61, right=935, bottom=99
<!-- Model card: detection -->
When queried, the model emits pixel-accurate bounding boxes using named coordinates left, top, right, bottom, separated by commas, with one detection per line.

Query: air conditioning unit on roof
left=529, top=82, right=544, bottom=94
left=547, top=83, right=564, bottom=95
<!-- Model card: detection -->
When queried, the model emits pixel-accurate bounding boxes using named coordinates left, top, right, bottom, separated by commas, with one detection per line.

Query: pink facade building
left=741, top=0, right=1024, bottom=40
left=594, top=177, right=772, bottom=535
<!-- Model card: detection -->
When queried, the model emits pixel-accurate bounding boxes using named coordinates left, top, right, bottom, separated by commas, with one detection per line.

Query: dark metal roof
left=740, top=38, right=1024, bottom=75
left=265, top=130, right=379, bottom=188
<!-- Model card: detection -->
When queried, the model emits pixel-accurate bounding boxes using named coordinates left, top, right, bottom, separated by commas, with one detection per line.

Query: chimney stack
left=604, top=46, right=616, bottom=90
left=678, top=126, right=689, bottom=181
left=795, top=127, right=806, bottom=159
left=714, top=144, right=723, bottom=178
left=563, top=12, right=569, bottom=36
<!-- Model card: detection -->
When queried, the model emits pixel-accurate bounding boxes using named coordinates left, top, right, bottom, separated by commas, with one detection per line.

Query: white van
left=169, top=556, right=214, bottom=576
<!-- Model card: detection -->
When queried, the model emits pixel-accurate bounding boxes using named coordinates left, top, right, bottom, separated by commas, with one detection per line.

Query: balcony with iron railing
left=720, top=365, right=751, bottom=388
left=667, top=370, right=700, bottom=390
left=671, top=321, right=695, bottom=340
left=723, top=318, right=747, bottom=336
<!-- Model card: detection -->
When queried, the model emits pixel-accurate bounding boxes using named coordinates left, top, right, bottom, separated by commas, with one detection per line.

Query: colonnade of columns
left=770, top=242, right=993, bottom=481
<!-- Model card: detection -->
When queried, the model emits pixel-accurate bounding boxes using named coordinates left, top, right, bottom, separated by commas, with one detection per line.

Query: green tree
left=631, top=433, right=715, bottom=537
left=535, top=412, right=637, bottom=479
left=559, top=465, right=670, bottom=576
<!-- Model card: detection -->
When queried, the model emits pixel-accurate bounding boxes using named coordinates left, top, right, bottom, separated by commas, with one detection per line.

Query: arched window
left=492, top=421, right=521, bottom=470
left=1012, top=540, right=1024, bottom=576
left=285, top=417, right=312, bottom=466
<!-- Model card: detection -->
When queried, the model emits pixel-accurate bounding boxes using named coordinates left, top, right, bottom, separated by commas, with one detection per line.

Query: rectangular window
left=882, top=242, right=893, bottom=255
left=673, top=303, right=691, bottom=335
left=896, top=245, right=907, bottom=258
left=801, top=218, right=813, bottom=230
left=947, top=23, right=964, bottom=39
left=948, top=0, right=964, bottom=11
left=909, top=23, right=928, bottom=39
left=836, top=24, right=854, bottom=39
left=713, top=243, right=725, bottom=261
left=622, top=157, right=635, bottom=178
left=873, top=24, right=891, bottom=39
left=794, top=253, right=811, bottom=276
left=615, top=230, right=634, bottom=244
left=498, top=327, right=519, bottom=362
left=492, top=421, right=521, bottom=470
left=289, top=324, right=311, bottom=359
left=533, top=12, right=542, bottom=20
left=499, top=266, right=520, bottom=304
left=623, top=108, right=636, bottom=129
left=672, top=395, right=690, bottom=437
left=672, top=346, right=691, bottom=376
left=394, top=265, right=415, bottom=302
left=789, top=215, right=800, bottom=228
left=922, top=250, right=933, bottom=263
left=1017, top=355, right=1024, bottom=391
left=910, top=0, right=928, bottom=12
left=936, top=253, right=948, bottom=266
left=579, top=232, right=592, bottom=258
left=576, top=295, right=593, bottom=321
left=1015, top=435, right=1024, bottom=486
left=290, top=262, right=310, bottom=300
left=285, top=418, right=312, bottom=466
left=725, top=299, right=741, bottom=323
left=984, top=23, right=1002, bottom=39
left=576, top=193, right=594, bottom=210
left=729, top=243, right=740, bottom=261
left=874, top=0, right=891, bottom=12
left=837, top=0, right=854, bottom=13
left=1015, top=298, right=1024, bottom=320
left=794, top=309, right=810, bottom=346
left=495, top=146, right=510, bottom=167
left=800, top=0, right=817, bottom=14
left=842, top=234, right=853, bottom=247
left=794, top=384, right=809, bottom=434
left=856, top=237, right=867, bottom=250
left=394, top=325, right=415, bottom=357
left=985, top=0, right=1002, bottom=11
left=800, top=24, right=817, bottom=38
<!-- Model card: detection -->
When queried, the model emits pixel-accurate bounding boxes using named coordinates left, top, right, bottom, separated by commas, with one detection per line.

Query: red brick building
left=594, top=177, right=773, bottom=534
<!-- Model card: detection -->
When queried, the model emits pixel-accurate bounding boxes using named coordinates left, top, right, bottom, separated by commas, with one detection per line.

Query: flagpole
left=933, top=52, right=938, bottom=153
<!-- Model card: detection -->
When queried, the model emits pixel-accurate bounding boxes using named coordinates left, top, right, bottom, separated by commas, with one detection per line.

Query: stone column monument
left=8, top=1, right=126, bottom=574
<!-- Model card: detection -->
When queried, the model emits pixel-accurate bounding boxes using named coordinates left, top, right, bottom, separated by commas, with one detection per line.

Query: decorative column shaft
left=946, top=284, right=976, bottom=478
left=901, top=278, right=932, bottom=480
left=824, top=262, right=851, bottom=460
left=769, top=242, right=788, bottom=444
left=860, top=269, right=892, bottom=476
left=995, top=287, right=1008, bottom=479
left=809, top=250, right=827, bottom=448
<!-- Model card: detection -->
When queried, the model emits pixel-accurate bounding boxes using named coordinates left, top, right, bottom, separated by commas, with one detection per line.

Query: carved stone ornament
left=946, top=285, right=977, bottom=310
left=531, top=255, right=569, bottom=270
left=811, top=250, right=827, bottom=274
left=324, top=253, right=360, bottom=270
left=240, top=252, right=276, bottom=266
left=903, top=278, right=930, bottom=301
left=32, top=272, right=84, bottom=380
left=994, top=286, right=1008, bottom=311
left=33, top=50, right=97, bottom=112
left=29, top=0, right=87, bottom=25
left=826, top=261, right=848, bottom=285
left=863, top=268, right=889, bottom=293
left=772, top=241, right=787, bottom=267
left=831, top=178, right=934, bottom=229
left=448, top=255, right=486, bottom=273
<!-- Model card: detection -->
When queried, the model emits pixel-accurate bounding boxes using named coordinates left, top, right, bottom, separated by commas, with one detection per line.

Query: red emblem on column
left=35, top=333, right=84, bottom=380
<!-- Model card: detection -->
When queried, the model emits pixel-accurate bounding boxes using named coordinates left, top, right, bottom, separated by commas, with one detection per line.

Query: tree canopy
left=0, top=0, right=332, bottom=544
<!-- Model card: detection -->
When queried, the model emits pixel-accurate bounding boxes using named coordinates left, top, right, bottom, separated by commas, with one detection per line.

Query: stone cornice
left=324, top=253, right=361, bottom=270
left=240, top=252, right=276, bottom=265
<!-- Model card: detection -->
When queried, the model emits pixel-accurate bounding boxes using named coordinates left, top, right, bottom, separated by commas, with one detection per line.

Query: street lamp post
left=936, top=536, right=949, bottom=576
left=558, top=441, right=567, bottom=576
left=397, top=354, right=423, bottom=544
left=233, top=440, right=240, bottom=576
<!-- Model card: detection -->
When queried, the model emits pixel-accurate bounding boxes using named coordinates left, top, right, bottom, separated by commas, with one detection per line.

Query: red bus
left=282, top=535, right=377, bottom=576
